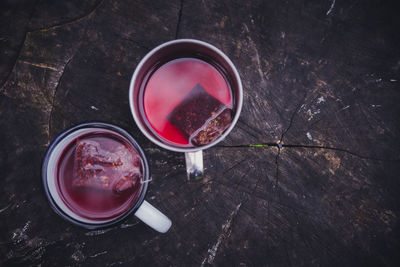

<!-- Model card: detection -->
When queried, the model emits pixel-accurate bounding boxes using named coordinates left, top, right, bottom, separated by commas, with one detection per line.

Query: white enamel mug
left=42, top=122, right=171, bottom=233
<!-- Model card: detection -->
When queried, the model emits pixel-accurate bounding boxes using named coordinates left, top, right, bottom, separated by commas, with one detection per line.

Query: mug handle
left=185, top=150, right=204, bottom=180
left=134, top=200, right=172, bottom=233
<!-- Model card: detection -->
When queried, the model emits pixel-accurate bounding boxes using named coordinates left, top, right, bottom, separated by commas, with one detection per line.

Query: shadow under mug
left=129, top=39, right=243, bottom=179
left=42, top=122, right=171, bottom=233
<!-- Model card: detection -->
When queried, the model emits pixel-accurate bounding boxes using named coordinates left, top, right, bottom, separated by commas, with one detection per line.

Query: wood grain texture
left=1, top=0, right=399, bottom=266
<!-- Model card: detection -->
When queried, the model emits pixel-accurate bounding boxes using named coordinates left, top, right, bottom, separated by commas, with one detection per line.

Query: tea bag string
left=140, top=176, right=152, bottom=184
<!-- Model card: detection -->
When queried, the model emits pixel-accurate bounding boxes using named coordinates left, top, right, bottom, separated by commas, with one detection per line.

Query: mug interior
left=129, top=39, right=243, bottom=153
left=42, top=123, right=149, bottom=228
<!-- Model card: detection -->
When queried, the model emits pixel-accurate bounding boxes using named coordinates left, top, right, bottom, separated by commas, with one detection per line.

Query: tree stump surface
left=1, top=0, right=399, bottom=266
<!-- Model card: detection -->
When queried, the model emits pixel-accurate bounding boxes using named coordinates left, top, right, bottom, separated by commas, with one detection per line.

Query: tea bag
left=73, top=140, right=142, bottom=193
left=168, top=84, right=232, bottom=146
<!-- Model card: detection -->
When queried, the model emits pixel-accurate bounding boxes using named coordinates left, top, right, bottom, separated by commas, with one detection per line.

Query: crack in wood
left=223, top=92, right=399, bottom=160
left=200, top=202, right=242, bottom=266
left=217, top=143, right=277, bottom=148
left=270, top=93, right=307, bottom=190
left=175, top=0, right=185, bottom=39
left=47, top=56, right=75, bottom=142
left=275, top=145, right=281, bottom=187
left=279, top=93, right=307, bottom=143
left=219, top=143, right=400, bottom=162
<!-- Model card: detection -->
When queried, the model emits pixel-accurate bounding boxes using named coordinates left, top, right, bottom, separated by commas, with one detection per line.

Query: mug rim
left=129, top=38, right=243, bottom=152
left=41, top=122, right=149, bottom=229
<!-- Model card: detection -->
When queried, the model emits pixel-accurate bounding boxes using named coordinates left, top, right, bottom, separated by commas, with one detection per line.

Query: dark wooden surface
left=1, top=0, right=400, bottom=266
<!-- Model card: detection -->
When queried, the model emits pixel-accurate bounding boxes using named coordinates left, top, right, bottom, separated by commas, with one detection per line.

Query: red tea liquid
left=141, top=57, right=233, bottom=146
left=56, top=132, right=143, bottom=221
